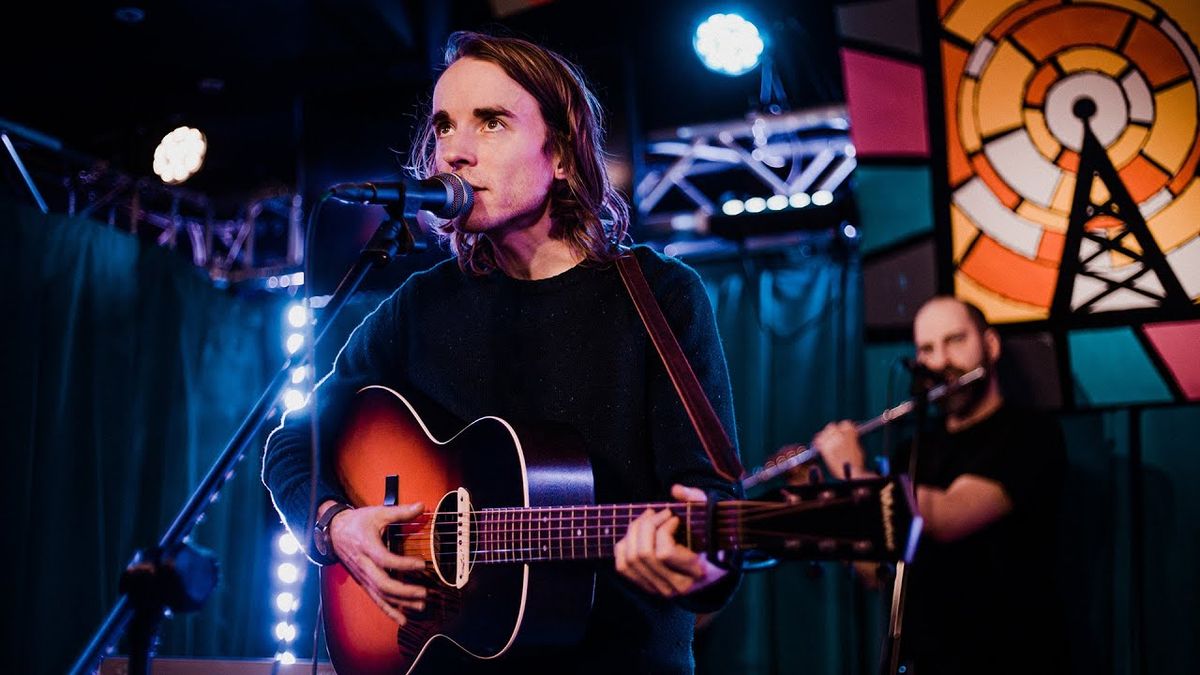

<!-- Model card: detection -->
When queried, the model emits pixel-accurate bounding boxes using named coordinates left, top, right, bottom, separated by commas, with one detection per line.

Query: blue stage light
left=694, top=13, right=764, bottom=76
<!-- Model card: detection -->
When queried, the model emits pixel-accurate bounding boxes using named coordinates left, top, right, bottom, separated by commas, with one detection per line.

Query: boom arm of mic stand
left=67, top=200, right=422, bottom=675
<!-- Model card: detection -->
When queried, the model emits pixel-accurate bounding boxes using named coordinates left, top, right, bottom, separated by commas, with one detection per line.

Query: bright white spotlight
left=290, top=366, right=309, bottom=384
left=275, top=622, right=298, bottom=642
left=283, top=389, right=307, bottom=411
left=275, top=591, right=297, bottom=613
left=286, top=304, right=307, bottom=328
left=285, top=333, right=304, bottom=354
left=722, top=199, right=745, bottom=216
left=843, top=224, right=859, bottom=238
left=276, top=651, right=296, bottom=665
left=812, top=190, right=834, bottom=206
left=290, top=272, right=305, bottom=286
left=153, top=126, right=206, bottom=185
left=694, top=14, right=764, bottom=76
left=278, top=532, right=301, bottom=555
left=789, top=193, right=812, bottom=208
left=766, top=195, right=789, bottom=211
left=744, top=197, right=767, bottom=213
left=277, top=562, right=300, bottom=584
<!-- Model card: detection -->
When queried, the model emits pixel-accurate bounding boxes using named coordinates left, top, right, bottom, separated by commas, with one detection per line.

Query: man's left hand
left=614, top=484, right=727, bottom=597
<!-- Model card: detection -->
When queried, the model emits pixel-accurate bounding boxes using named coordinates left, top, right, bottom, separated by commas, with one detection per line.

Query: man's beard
left=939, top=359, right=994, bottom=417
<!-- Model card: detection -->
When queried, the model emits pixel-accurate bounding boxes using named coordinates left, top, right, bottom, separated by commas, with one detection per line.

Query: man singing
left=263, top=31, right=741, bottom=674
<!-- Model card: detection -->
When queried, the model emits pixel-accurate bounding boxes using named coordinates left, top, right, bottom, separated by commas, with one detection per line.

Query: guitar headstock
left=729, top=476, right=922, bottom=563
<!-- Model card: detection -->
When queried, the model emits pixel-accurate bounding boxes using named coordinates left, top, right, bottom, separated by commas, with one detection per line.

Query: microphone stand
left=68, top=199, right=423, bottom=675
left=880, top=368, right=933, bottom=675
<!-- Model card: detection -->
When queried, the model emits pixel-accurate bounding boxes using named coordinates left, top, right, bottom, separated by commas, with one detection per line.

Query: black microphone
left=329, top=173, right=474, bottom=219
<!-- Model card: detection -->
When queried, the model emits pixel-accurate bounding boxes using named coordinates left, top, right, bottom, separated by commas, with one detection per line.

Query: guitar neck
left=473, top=502, right=730, bottom=564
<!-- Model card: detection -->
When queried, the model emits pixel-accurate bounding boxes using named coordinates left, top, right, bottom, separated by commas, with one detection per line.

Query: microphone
left=329, top=173, right=474, bottom=219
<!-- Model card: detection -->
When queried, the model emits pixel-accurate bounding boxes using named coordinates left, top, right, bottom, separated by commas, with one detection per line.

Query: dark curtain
left=687, top=237, right=885, bottom=675
left=1, top=200, right=284, bottom=673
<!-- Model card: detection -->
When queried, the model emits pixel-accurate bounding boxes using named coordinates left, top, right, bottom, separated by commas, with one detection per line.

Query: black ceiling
left=7, top=0, right=841, bottom=196
left=5, top=0, right=843, bottom=291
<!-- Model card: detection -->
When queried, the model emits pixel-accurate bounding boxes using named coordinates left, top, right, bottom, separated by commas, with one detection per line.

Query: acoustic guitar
left=321, top=385, right=919, bottom=674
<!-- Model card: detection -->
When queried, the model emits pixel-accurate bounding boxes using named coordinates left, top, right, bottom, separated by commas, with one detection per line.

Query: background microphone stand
left=880, top=364, right=934, bottom=675
left=68, top=198, right=427, bottom=675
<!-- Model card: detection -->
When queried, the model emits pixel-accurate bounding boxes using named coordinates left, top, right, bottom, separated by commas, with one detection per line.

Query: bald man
left=813, top=296, right=1067, bottom=675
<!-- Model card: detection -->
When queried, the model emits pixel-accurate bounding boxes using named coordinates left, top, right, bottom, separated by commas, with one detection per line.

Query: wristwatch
left=313, top=502, right=354, bottom=562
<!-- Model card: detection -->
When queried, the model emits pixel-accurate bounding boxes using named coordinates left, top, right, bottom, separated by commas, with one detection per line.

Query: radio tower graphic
left=940, top=0, right=1200, bottom=321
left=1051, top=97, right=1191, bottom=315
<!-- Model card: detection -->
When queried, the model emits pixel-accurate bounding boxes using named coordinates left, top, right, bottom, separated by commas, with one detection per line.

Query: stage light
left=812, top=190, right=834, bottom=206
left=790, top=193, right=811, bottom=208
left=277, top=562, right=300, bottom=584
left=766, top=195, right=788, bottom=211
left=290, top=272, right=305, bottom=286
left=843, top=224, right=859, bottom=239
left=694, top=13, right=764, bottom=76
left=277, top=532, right=301, bottom=555
left=275, top=591, right=298, bottom=612
left=276, top=651, right=296, bottom=665
left=286, top=303, right=307, bottom=328
left=275, top=622, right=298, bottom=642
left=285, top=333, right=304, bottom=355
left=282, top=388, right=306, bottom=411
left=290, top=366, right=309, bottom=384
left=744, top=197, right=767, bottom=213
left=722, top=199, right=745, bottom=216
left=152, top=126, right=206, bottom=185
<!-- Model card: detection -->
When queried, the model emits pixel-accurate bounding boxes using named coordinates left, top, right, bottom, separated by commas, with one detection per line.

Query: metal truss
left=635, top=105, right=856, bottom=233
left=1, top=117, right=303, bottom=287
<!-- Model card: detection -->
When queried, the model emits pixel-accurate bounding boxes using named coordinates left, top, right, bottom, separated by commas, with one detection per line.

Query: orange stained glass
left=987, top=0, right=1060, bottom=40
left=1024, top=62, right=1059, bottom=107
left=1119, top=154, right=1171, bottom=202
left=1085, top=214, right=1125, bottom=230
left=1037, top=229, right=1065, bottom=263
left=1057, top=150, right=1079, bottom=173
left=1011, top=5, right=1131, bottom=60
left=959, top=235, right=1057, bottom=307
left=971, top=153, right=1022, bottom=208
left=1168, top=140, right=1200, bottom=195
left=1124, top=18, right=1190, bottom=87
left=944, top=42, right=975, bottom=187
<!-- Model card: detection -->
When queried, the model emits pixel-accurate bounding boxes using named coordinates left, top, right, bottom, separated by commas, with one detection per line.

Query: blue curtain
left=687, top=238, right=884, bottom=675
left=1, top=200, right=284, bottom=673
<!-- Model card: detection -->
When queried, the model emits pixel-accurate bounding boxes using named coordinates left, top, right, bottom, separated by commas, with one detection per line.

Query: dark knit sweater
left=262, top=245, right=741, bottom=673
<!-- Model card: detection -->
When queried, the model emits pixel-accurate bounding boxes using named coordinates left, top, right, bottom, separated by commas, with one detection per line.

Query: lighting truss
left=635, top=105, right=856, bottom=234
left=1, top=118, right=303, bottom=287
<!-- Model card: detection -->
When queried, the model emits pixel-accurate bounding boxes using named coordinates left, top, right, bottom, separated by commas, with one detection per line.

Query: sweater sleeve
left=261, top=287, right=405, bottom=564
left=643, top=254, right=744, bottom=613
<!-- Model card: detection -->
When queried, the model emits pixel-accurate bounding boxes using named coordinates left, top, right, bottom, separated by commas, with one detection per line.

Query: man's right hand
left=813, top=420, right=870, bottom=480
left=323, top=501, right=430, bottom=625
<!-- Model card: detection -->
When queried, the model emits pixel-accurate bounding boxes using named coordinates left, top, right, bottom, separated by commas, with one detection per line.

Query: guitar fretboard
left=472, top=503, right=719, bottom=563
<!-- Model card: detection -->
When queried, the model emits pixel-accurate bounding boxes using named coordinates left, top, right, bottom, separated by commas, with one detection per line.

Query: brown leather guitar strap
left=615, top=252, right=744, bottom=483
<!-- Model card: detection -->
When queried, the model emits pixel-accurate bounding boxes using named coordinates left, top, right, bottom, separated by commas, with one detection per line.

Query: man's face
left=431, top=57, right=565, bottom=235
left=912, top=299, right=996, bottom=415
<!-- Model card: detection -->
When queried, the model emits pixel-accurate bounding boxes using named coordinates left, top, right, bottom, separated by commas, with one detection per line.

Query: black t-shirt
left=262, top=246, right=741, bottom=674
left=898, top=405, right=1067, bottom=675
